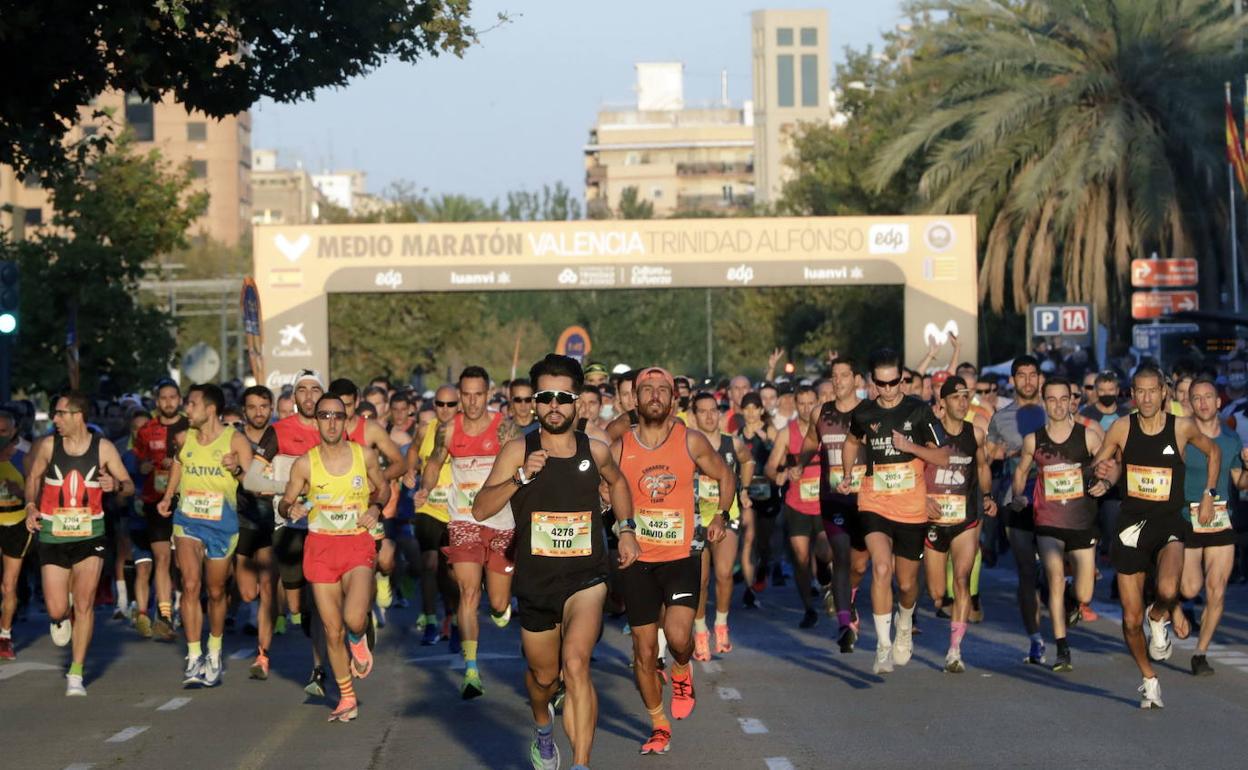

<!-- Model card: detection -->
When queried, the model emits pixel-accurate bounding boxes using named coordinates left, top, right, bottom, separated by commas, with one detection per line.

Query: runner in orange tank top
left=613, top=367, right=735, bottom=756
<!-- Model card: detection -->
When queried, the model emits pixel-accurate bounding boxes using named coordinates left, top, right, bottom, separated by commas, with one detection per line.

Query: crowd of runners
left=3, top=338, right=1248, bottom=768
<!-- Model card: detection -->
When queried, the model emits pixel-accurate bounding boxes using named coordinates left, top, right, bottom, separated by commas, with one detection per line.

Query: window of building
left=777, top=28, right=793, bottom=46
left=23, top=208, right=42, bottom=226
left=801, top=55, right=820, bottom=107
left=124, top=93, right=154, bottom=141
left=82, top=125, right=99, bottom=137
left=21, top=174, right=41, bottom=189
left=722, top=185, right=734, bottom=203
left=777, top=54, right=795, bottom=108
left=652, top=188, right=663, bottom=199
left=187, top=122, right=207, bottom=141
left=190, top=160, right=208, bottom=179
left=800, top=27, right=817, bottom=46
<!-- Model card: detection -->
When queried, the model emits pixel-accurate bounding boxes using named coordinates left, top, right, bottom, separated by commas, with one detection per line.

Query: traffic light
left=0, top=261, right=16, bottom=335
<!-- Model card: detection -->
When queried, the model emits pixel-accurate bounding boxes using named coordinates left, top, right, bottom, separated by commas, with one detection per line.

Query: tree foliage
left=616, top=186, right=654, bottom=220
left=1, top=0, right=482, bottom=177
left=0, top=135, right=205, bottom=393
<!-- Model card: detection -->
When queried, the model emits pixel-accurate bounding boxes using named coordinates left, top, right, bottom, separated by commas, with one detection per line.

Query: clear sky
left=251, top=1, right=906, bottom=202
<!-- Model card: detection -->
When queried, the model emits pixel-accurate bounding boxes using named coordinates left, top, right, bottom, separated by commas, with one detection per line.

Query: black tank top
left=575, top=417, right=589, bottom=432
left=1033, top=423, right=1095, bottom=530
left=1120, top=413, right=1184, bottom=519
left=924, top=423, right=979, bottom=526
left=737, top=424, right=774, bottom=500
left=510, top=430, right=607, bottom=596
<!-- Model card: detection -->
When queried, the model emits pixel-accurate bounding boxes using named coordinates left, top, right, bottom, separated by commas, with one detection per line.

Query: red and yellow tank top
left=307, top=442, right=371, bottom=536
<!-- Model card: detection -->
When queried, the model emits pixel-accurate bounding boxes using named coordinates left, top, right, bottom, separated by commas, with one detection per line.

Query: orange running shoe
left=248, top=651, right=270, bottom=680
left=349, top=635, right=373, bottom=679
left=669, top=667, right=696, bottom=720
left=1079, top=603, right=1099, bottom=622
left=692, top=630, right=711, bottom=661
left=714, top=623, right=733, bottom=654
left=639, top=727, right=671, bottom=755
left=328, top=697, right=358, bottom=723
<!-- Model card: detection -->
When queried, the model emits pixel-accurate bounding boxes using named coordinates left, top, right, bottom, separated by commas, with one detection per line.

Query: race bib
left=260, top=460, right=277, bottom=482
left=637, top=507, right=685, bottom=547
left=153, top=470, right=170, bottom=493
left=1042, top=465, right=1084, bottom=502
left=799, top=478, right=821, bottom=502
left=748, top=479, right=772, bottom=500
left=455, top=482, right=482, bottom=511
left=872, top=462, right=917, bottom=494
left=1126, top=465, right=1172, bottom=501
left=828, top=465, right=866, bottom=493
left=429, top=486, right=451, bottom=505
left=531, top=510, right=593, bottom=557
left=697, top=475, right=721, bottom=508
left=1190, top=500, right=1232, bottom=533
left=51, top=507, right=94, bottom=538
left=182, top=491, right=224, bottom=521
left=314, top=500, right=362, bottom=534
left=929, top=494, right=967, bottom=524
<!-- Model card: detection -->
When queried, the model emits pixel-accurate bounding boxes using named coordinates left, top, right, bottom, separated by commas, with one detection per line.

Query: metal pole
left=705, top=288, right=713, bottom=379
left=1233, top=164, right=1241, bottom=313
left=219, top=292, right=228, bottom=382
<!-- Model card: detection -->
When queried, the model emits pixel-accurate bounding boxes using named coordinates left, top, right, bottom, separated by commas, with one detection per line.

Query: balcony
left=676, top=161, right=754, bottom=177
left=675, top=193, right=755, bottom=212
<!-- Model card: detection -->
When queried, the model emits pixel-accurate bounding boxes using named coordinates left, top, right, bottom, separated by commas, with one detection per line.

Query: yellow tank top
left=0, top=458, right=24, bottom=526
left=416, top=421, right=452, bottom=523
left=308, top=442, right=371, bottom=535
left=176, top=428, right=238, bottom=526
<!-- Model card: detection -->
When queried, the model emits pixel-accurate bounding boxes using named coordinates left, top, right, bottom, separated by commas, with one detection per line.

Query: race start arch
left=252, top=215, right=978, bottom=388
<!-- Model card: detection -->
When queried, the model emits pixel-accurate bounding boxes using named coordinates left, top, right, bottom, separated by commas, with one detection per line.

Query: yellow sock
left=647, top=703, right=670, bottom=729
left=671, top=661, right=689, bottom=677
left=158, top=602, right=172, bottom=620
left=463, top=640, right=478, bottom=662
left=207, top=635, right=223, bottom=654
left=187, top=641, right=202, bottom=658
left=336, top=676, right=355, bottom=700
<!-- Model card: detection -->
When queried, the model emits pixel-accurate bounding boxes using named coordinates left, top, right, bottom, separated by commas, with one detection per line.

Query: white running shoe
left=182, top=655, right=205, bottom=687
left=201, top=654, right=223, bottom=687
left=1138, top=676, right=1164, bottom=709
left=65, top=674, right=87, bottom=696
left=873, top=644, right=894, bottom=674
left=1146, top=606, right=1172, bottom=662
left=50, top=619, right=72, bottom=647
left=944, top=649, right=966, bottom=673
left=892, top=623, right=913, bottom=667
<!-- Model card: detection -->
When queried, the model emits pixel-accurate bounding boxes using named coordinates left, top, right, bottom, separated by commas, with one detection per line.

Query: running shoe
left=750, top=577, right=767, bottom=594
left=305, top=665, right=327, bottom=698
left=366, top=612, right=377, bottom=651
left=969, top=596, right=984, bottom=624
left=0, top=637, right=14, bottom=660
left=837, top=625, right=856, bottom=654
left=799, top=608, right=818, bottom=629
left=822, top=587, right=837, bottom=616
left=935, top=604, right=951, bottom=620
left=529, top=704, right=560, bottom=770
left=552, top=681, right=566, bottom=712
left=892, top=622, right=913, bottom=666
left=1138, top=676, right=1164, bottom=709
left=201, top=655, right=222, bottom=687
left=135, top=613, right=153, bottom=639
left=49, top=619, right=72, bottom=647
left=849, top=604, right=859, bottom=632
left=1191, top=654, right=1214, bottom=677
left=491, top=604, right=512, bottom=628
left=1079, top=603, right=1099, bottom=622
left=873, top=645, right=894, bottom=674
left=65, top=673, right=87, bottom=697
left=1052, top=649, right=1073, bottom=673
left=1024, top=638, right=1046, bottom=665
left=350, top=634, right=374, bottom=679
left=328, top=697, right=358, bottom=723
left=669, top=667, right=695, bottom=719
left=692, top=630, right=711, bottom=662
left=1066, top=602, right=1082, bottom=628
left=249, top=652, right=270, bottom=680
left=639, top=728, right=671, bottom=755
left=1146, top=606, right=1172, bottom=661
left=112, top=605, right=126, bottom=620
left=421, top=621, right=442, bottom=646
left=714, top=623, right=733, bottom=654
left=448, top=623, right=462, bottom=655
left=274, top=615, right=287, bottom=636
left=944, top=649, right=965, bottom=674
left=742, top=587, right=758, bottom=609
left=375, top=573, right=393, bottom=609
left=182, top=655, right=205, bottom=687
left=152, top=616, right=176, bottom=643
left=461, top=668, right=484, bottom=700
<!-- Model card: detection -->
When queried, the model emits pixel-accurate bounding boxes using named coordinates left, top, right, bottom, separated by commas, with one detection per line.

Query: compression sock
left=187, top=640, right=202, bottom=659
left=69, top=661, right=83, bottom=677
left=970, top=550, right=982, bottom=597
left=950, top=621, right=967, bottom=652
left=896, top=603, right=915, bottom=630
left=336, top=675, right=355, bottom=700
left=158, top=601, right=173, bottom=621
left=715, top=610, right=729, bottom=627
left=289, top=612, right=302, bottom=626
left=115, top=580, right=128, bottom=609
left=946, top=558, right=955, bottom=600
left=694, top=618, right=708, bottom=634
left=463, top=640, right=479, bottom=671
left=837, top=610, right=852, bottom=629
left=647, top=703, right=670, bottom=730
left=873, top=613, right=893, bottom=646
left=207, top=634, right=223, bottom=663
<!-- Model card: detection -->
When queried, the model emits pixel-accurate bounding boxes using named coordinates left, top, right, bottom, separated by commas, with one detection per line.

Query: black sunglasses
left=534, top=390, right=578, bottom=405
left=975, top=387, right=992, bottom=395
left=434, top=400, right=458, bottom=408
left=512, top=396, right=534, bottom=403
left=873, top=376, right=903, bottom=388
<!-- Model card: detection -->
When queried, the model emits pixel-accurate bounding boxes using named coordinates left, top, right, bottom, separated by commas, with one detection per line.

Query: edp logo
left=726, top=264, right=755, bottom=284
left=868, top=225, right=909, bottom=254
left=375, top=270, right=403, bottom=289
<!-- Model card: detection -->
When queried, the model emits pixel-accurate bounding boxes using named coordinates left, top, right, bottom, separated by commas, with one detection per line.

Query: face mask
left=0, top=433, right=13, bottom=450
left=855, top=388, right=869, bottom=400
left=600, top=405, right=616, bottom=420
left=1230, top=373, right=1247, bottom=389
left=1098, top=394, right=1117, bottom=408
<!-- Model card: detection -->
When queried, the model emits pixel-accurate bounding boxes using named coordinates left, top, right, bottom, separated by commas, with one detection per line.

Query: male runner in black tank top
left=474, top=355, right=637, bottom=770
left=1089, top=364, right=1219, bottom=708
left=1013, top=377, right=1102, bottom=672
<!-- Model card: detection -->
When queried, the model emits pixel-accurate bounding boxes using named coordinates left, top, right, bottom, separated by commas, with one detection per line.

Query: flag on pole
left=240, top=277, right=265, bottom=384
left=1227, top=81, right=1248, bottom=194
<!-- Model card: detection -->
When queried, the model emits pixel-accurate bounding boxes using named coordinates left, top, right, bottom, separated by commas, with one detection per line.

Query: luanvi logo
left=274, top=233, right=311, bottom=263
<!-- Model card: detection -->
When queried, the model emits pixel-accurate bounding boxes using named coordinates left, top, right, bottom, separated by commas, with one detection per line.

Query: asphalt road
left=3, top=557, right=1247, bottom=770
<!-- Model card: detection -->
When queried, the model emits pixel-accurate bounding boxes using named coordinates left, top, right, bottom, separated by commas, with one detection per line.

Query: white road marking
left=105, top=726, right=149, bottom=743
left=230, top=648, right=253, bottom=660
left=405, top=652, right=521, bottom=669
left=133, top=696, right=163, bottom=708
left=765, top=759, right=796, bottom=770
left=700, top=660, right=723, bottom=674
left=717, top=686, right=742, bottom=700
left=63, top=764, right=95, bottom=770
left=1205, top=650, right=1247, bottom=658
left=0, top=661, right=60, bottom=681
left=739, top=717, right=769, bottom=734
left=157, top=696, right=192, bottom=711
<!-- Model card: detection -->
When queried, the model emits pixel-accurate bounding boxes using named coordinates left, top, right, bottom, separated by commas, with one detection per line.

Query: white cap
left=294, top=368, right=325, bottom=389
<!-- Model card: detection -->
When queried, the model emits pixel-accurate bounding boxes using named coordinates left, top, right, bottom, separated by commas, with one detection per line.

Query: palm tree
left=871, top=0, right=1247, bottom=323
